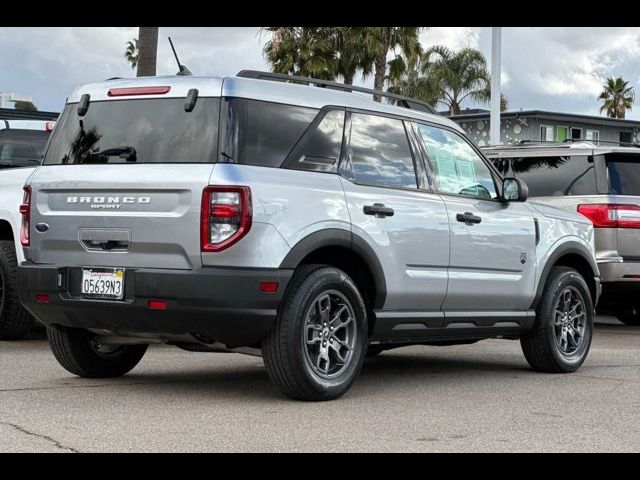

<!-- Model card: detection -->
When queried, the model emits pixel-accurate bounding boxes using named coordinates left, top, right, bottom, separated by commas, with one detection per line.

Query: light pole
left=490, top=27, right=502, bottom=145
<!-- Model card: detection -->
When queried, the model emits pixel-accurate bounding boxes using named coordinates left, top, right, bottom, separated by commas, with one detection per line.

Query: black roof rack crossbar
left=236, top=70, right=437, bottom=115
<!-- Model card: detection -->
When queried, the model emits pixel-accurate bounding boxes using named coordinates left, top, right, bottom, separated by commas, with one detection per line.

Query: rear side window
left=221, top=99, right=318, bottom=168
left=509, top=155, right=597, bottom=197
left=342, top=113, right=417, bottom=189
left=44, top=98, right=219, bottom=164
left=607, top=154, right=640, bottom=195
left=0, top=129, right=49, bottom=168
left=286, top=109, right=345, bottom=172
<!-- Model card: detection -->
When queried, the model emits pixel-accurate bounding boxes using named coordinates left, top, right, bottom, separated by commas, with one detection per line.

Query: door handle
left=363, top=203, right=395, bottom=217
left=456, top=212, right=482, bottom=224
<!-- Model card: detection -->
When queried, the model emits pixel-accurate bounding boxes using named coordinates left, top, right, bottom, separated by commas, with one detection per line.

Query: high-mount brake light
left=201, top=186, right=252, bottom=252
left=107, top=86, right=171, bottom=97
left=577, top=204, right=640, bottom=229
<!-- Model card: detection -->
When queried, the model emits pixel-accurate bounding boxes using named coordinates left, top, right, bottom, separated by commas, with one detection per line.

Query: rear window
left=220, top=98, right=318, bottom=168
left=43, top=98, right=219, bottom=165
left=503, top=155, right=597, bottom=197
left=0, top=129, right=49, bottom=168
left=607, top=153, right=640, bottom=195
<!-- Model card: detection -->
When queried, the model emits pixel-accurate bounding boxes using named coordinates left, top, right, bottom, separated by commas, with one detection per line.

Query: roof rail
left=236, top=70, right=438, bottom=115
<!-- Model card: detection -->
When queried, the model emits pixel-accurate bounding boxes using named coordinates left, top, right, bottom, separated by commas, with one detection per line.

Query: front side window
left=417, top=124, right=498, bottom=199
left=511, top=155, right=597, bottom=197
left=342, top=113, right=417, bottom=189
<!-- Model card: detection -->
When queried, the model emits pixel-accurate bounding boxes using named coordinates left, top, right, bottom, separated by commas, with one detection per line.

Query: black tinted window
left=243, top=100, right=317, bottom=168
left=344, top=113, right=417, bottom=189
left=288, top=109, right=344, bottom=172
left=607, top=154, right=640, bottom=195
left=0, top=129, right=49, bottom=168
left=509, top=155, right=597, bottom=197
left=44, top=98, right=219, bottom=165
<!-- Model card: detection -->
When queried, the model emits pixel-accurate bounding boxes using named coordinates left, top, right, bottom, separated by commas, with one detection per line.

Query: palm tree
left=599, top=77, right=635, bottom=119
left=262, top=27, right=336, bottom=80
left=124, top=38, right=139, bottom=70
left=386, top=54, right=441, bottom=106
left=136, top=27, right=159, bottom=77
left=424, top=46, right=491, bottom=115
left=356, top=27, right=424, bottom=101
left=333, top=28, right=373, bottom=85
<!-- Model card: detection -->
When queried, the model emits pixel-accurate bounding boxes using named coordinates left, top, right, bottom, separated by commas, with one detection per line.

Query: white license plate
left=81, top=268, right=125, bottom=300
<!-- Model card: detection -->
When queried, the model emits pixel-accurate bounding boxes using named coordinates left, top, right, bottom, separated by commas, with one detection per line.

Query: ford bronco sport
left=19, top=72, right=600, bottom=400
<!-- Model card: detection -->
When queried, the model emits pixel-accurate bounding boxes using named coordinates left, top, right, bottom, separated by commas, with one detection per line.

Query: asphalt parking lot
left=1, top=316, right=638, bottom=452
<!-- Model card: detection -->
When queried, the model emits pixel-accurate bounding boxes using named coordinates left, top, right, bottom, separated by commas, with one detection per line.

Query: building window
left=620, top=131, right=633, bottom=145
left=540, top=125, right=554, bottom=142
left=585, top=129, right=599, bottom=143
left=571, top=127, right=582, bottom=140
left=556, top=126, right=569, bottom=143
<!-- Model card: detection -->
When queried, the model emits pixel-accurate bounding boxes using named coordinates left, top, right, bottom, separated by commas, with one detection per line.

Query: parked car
left=0, top=118, right=54, bottom=339
left=483, top=140, right=640, bottom=325
left=18, top=72, right=600, bottom=400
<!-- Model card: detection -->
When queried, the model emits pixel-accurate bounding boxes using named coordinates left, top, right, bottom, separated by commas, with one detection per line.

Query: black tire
left=47, top=327, right=147, bottom=378
left=521, top=266, right=594, bottom=373
left=262, top=265, right=368, bottom=401
left=0, top=240, right=33, bottom=340
left=613, top=305, right=640, bottom=326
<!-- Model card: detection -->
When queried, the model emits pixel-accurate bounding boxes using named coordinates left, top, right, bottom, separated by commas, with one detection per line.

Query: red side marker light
left=35, top=294, right=49, bottom=303
left=148, top=299, right=168, bottom=310
left=259, top=282, right=279, bottom=293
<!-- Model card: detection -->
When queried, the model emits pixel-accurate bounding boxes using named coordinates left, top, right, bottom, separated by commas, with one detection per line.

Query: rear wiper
left=83, top=146, right=137, bottom=163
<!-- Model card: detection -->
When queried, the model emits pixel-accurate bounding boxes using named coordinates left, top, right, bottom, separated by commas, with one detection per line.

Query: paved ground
left=0, top=316, right=638, bottom=452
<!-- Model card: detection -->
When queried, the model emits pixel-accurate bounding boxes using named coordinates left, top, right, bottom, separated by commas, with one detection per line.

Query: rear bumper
left=18, top=262, right=292, bottom=347
left=598, top=259, right=640, bottom=283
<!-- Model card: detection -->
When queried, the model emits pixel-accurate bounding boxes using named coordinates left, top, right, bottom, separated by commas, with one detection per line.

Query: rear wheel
left=262, top=265, right=367, bottom=401
left=47, top=327, right=147, bottom=378
left=521, top=267, right=593, bottom=373
left=0, top=241, right=33, bottom=340
left=613, top=304, right=640, bottom=326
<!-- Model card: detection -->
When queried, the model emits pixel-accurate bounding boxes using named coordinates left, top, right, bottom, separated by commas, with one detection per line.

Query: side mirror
left=503, top=177, right=528, bottom=202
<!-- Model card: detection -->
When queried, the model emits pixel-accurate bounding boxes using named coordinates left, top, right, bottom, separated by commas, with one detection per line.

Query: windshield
left=607, top=153, right=640, bottom=196
left=44, top=98, right=219, bottom=165
left=0, top=129, right=49, bottom=169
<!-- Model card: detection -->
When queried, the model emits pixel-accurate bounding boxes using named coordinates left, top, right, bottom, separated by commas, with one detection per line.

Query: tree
left=125, top=38, right=139, bottom=70
left=333, top=28, right=374, bottom=85
left=136, top=27, right=159, bottom=77
left=14, top=101, right=37, bottom=111
left=424, top=46, right=491, bottom=115
left=386, top=54, right=441, bottom=106
left=599, top=77, right=635, bottom=119
left=500, top=93, right=509, bottom=112
left=356, top=27, right=424, bottom=101
left=262, top=27, right=336, bottom=80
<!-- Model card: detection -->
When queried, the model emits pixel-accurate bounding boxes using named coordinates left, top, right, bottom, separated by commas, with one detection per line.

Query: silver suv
left=483, top=141, right=640, bottom=326
left=18, top=72, right=600, bottom=401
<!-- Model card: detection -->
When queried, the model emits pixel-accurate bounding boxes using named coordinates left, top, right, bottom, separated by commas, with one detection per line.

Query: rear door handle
left=363, top=203, right=394, bottom=217
left=456, top=212, right=482, bottom=224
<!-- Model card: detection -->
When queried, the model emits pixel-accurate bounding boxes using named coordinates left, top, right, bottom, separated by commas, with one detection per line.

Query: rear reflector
left=148, top=300, right=168, bottom=310
left=107, top=86, right=171, bottom=97
left=577, top=204, right=640, bottom=229
left=259, top=282, right=279, bottom=293
left=35, top=294, right=49, bottom=303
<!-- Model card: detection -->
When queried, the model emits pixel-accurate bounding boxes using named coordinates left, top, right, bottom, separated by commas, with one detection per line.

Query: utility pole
left=490, top=27, right=502, bottom=145
left=136, top=27, right=159, bottom=77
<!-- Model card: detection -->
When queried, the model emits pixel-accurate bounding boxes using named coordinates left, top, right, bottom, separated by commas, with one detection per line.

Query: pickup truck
left=0, top=118, right=54, bottom=339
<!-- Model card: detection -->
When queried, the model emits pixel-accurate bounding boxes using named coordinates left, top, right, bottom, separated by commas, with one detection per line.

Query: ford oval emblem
left=35, top=223, right=49, bottom=233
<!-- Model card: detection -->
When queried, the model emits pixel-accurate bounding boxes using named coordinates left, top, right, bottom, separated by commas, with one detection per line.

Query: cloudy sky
left=2, top=27, right=640, bottom=118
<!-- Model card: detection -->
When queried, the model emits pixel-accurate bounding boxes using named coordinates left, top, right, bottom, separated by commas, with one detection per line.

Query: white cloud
left=421, top=27, right=480, bottom=51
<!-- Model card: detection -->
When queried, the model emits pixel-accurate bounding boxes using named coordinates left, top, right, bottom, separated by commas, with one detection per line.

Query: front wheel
left=48, top=327, right=147, bottom=378
left=521, top=266, right=594, bottom=373
left=262, top=265, right=368, bottom=401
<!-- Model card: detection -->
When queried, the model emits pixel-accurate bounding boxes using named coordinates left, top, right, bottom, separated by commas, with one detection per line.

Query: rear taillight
left=45, top=121, right=56, bottom=133
left=577, top=204, right=640, bottom=229
left=19, top=186, right=31, bottom=247
left=201, top=186, right=252, bottom=252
